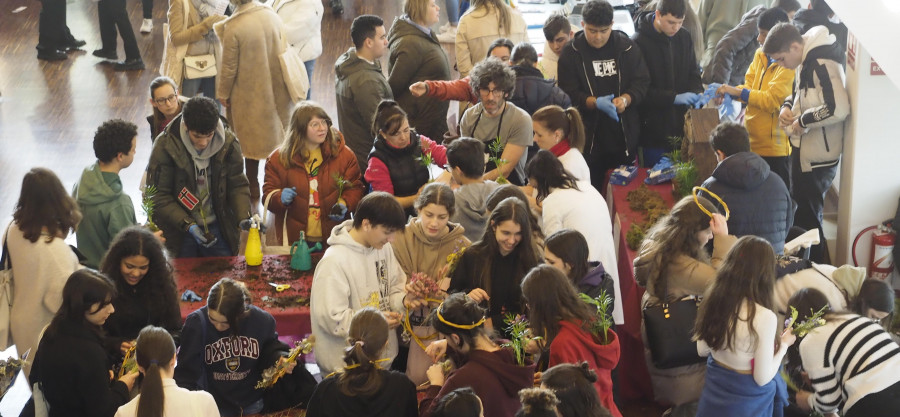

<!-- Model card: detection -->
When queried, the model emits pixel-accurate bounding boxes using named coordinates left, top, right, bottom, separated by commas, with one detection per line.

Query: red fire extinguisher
left=852, top=220, right=896, bottom=280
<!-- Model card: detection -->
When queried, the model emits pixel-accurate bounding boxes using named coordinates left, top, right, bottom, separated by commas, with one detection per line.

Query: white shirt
left=557, top=148, right=591, bottom=184
left=115, top=378, right=220, bottom=417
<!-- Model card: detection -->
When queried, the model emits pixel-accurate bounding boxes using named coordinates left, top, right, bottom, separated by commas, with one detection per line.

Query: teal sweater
left=73, top=162, right=136, bottom=268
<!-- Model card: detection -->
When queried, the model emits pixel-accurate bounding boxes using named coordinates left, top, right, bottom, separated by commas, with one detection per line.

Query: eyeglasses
left=308, top=120, right=329, bottom=129
left=478, top=88, right=505, bottom=98
left=154, top=94, right=178, bottom=105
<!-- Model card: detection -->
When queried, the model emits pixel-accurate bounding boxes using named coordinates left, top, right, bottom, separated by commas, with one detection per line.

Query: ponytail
left=564, top=107, right=586, bottom=153
left=337, top=308, right=389, bottom=397
left=135, top=326, right=176, bottom=417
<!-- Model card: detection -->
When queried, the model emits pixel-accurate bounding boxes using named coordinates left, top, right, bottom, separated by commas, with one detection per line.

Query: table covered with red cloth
left=606, top=168, right=676, bottom=401
left=173, top=253, right=321, bottom=338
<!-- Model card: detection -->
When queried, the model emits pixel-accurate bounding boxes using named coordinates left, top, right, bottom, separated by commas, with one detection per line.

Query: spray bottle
left=245, top=214, right=263, bottom=266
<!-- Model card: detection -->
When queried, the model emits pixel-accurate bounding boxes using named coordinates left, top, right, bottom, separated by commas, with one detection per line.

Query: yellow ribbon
left=435, top=302, right=486, bottom=330
left=692, top=186, right=730, bottom=221
left=401, top=298, right=444, bottom=351
left=325, top=358, right=391, bottom=378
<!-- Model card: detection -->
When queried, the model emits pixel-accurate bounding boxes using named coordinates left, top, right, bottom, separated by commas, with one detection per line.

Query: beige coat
left=455, top=5, right=528, bottom=77
left=391, top=217, right=471, bottom=282
left=165, top=0, right=218, bottom=87
left=214, top=2, right=292, bottom=160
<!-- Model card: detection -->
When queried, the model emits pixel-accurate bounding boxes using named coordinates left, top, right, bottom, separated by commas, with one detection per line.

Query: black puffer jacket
left=510, top=65, right=571, bottom=115
left=632, top=11, right=703, bottom=149
left=700, top=151, right=794, bottom=254
left=702, top=6, right=766, bottom=86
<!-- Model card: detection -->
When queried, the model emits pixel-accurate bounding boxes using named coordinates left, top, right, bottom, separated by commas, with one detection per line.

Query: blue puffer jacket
left=700, top=151, right=794, bottom=254
left=510, top=65, right=571, bottom=115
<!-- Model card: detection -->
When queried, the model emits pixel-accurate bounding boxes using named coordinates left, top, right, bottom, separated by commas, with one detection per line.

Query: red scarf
left=549, top=140, right=571, bottom=158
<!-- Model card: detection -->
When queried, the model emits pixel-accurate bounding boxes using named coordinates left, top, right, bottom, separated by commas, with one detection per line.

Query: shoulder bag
left=277, top=24, right=309, bottom=102
left=0, top=225, right=13, bottom=350
left=642, top=276, right=706, bottom=369
left=261, top=190, right=294, bottom=255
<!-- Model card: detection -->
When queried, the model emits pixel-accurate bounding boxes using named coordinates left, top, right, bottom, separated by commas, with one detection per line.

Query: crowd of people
left=9, top=0, right=900, bottom=416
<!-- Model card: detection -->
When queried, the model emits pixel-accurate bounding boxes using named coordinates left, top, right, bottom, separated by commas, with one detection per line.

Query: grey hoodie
left=451, top=181, right=500, bottom=242
left=334, top=47, right=393, bottom=173
left=179, top=119, right=226, bottom=225
left=310, top=220, right=407, bottom=375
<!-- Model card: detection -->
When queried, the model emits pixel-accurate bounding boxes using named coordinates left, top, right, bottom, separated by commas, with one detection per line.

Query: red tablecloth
left=173, top=254, right=320, bottom=338
left=607, top=168, right=676, bottom=401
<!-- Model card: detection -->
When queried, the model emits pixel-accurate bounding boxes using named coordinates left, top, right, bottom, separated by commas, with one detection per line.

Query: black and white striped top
left=799, top=314, right=900, bottom=413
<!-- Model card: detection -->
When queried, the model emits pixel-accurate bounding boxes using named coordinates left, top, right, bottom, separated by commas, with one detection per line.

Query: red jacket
left=424, top=76, right=479, bottom=105
left=263, top=129, right=364, bottom=244
left=549, top=320, right=622, bottom=417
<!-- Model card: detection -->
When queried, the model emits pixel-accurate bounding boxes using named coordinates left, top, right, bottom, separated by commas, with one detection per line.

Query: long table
left=607, top=168, right=676, bottom=401
left=173, top=253, right=320, bottom=338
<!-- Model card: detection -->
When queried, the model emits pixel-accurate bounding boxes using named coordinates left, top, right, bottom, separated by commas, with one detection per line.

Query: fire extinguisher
left=852, top=220, right=896, bottom=280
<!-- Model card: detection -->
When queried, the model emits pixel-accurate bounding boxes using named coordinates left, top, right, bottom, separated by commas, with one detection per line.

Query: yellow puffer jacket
left=737, top=48, right=795, bottom=157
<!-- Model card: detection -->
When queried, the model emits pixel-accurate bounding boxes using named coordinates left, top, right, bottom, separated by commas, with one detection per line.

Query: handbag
left=184, top=54, right=218, bottom=80
left=278, top=26, right=309, bottom=102
left=159, top=0, right=192, bottom=85
left=0, top=225, right=13, bottom=350
left=261, top=190, right=294, bottom=255
left=642, top=277, right=705, bottom=369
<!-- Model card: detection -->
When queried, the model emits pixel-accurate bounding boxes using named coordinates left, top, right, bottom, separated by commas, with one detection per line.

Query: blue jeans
left=178, top=222, right=232, bottom=258
left=445, top=0, right=460, bottom=24
left=304, top=59, right=315, bottom=99
left=181, top=75, right=216, bottom=99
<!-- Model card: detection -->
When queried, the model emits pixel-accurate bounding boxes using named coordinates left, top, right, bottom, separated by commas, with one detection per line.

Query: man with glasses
left=458, top=57, right=533, bottom=186
left=147, top=96, right=251, bottom=258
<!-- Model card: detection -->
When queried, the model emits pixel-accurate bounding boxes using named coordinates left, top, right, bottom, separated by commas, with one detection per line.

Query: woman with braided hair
left=306, top=307, right=418, bottom=417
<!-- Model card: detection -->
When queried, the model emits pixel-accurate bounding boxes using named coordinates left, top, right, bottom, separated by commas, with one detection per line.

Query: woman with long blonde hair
left=455, top=0, right=528, bottom=76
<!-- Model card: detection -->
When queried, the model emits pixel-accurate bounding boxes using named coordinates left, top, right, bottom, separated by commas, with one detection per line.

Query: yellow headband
left=436, top=303, right=486, bottom=330
left=692, top=186, right=730, bottom=221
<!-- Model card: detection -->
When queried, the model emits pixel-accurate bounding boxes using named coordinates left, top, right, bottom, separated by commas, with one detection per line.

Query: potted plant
left=330, top=174, right=354, bottom=219
left=488, top=136, right=509, bottom=185
left=671, top=160, right=699, bottom=199
left=141, top=184, right=159, bottom=232
left=580, top=290, right=615, bottom=345
left=502, top=313, right=540, bottom=366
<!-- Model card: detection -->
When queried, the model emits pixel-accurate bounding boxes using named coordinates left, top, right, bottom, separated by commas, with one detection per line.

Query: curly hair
left=100, top=226, right=180, bottom=329
left=94, top=119, right=137, bottom=163
left=182, top=96, right=220, bottom=133
left=13, top=168, right=81, bottom=243
left=633, top=195, right=719, bottom=300
left=469, top=57, right=516, bottom=98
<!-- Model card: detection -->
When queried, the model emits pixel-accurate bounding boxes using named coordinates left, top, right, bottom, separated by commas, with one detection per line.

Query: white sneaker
left=140, top=19, right=153, bottom=33
left=436, top=26, right=457, bottom=43
left=438, top=22, right=453, bottom=33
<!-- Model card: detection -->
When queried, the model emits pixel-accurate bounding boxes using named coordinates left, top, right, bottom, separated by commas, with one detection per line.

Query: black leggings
left=844, top=380, right=900, bottom=417
left=142, top=0, right=152, bottom=19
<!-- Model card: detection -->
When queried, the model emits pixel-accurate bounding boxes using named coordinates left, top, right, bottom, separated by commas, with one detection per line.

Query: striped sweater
left=799, top=314, right=900, bottom=413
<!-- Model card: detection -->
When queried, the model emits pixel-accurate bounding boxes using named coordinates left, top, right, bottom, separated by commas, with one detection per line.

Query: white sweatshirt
left=310, top=220, right=407, bottom=375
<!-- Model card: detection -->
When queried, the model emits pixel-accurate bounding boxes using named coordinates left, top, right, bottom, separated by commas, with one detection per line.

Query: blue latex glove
left=181, top=289, right=203, bottom=302
left=239, top=218, right=268, bottom=234
left=674, top=92, right=700, bottom=106
left=188, top=224, right=218, bottom=248
left=694, top=83, right=722, bottom=108
left=719, top=94, right=735, bottom=119
left=327, top=203, right=348, bottom=222
left=281, top=187, right=297, bottom=205
left=595, top=94, right=619, bottom=122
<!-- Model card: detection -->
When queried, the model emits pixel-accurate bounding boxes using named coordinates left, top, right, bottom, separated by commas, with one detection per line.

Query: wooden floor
left=0, top=0, right=664, bottom=414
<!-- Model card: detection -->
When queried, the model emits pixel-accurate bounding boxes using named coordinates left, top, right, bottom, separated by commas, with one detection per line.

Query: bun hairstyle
left=207, top=278, right=251, bottom=336
left=428, top=292, right=489, bottom=352
left=515, top=388, right=560, bottom=417
left=372, top=100, right=409, bottom=138
left=135, top=326, right=176, bottom=417
left=542, top=362, right=611, bottom=417
left=432, top=387, right=483, bottom=417
left=415, top=183, right=456, bottom=218
left=338, top=307, right=390, bottom=397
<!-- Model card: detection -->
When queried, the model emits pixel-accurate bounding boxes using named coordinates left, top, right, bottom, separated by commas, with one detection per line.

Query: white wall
left=835, top=38, right=900, bottom=287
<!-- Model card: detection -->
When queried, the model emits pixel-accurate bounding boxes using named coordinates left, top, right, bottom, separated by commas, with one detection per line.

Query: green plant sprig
left=501, top=313, right=540, bottom=366
left=141, top=185, right=159, bottom=232
left=580, top=290, right=614, bottom=345
left=788, top=305, right=828, bottom=337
